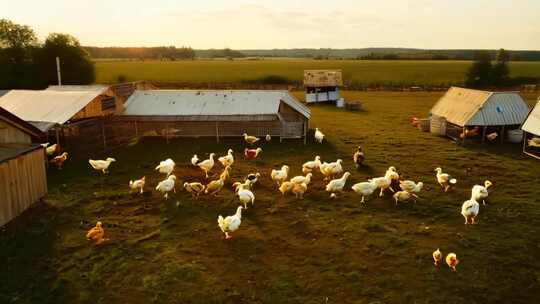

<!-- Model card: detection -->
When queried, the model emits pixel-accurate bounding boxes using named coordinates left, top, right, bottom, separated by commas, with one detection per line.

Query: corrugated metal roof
left=522, top=100, right=540, bottom=135
left=122, top=90, right=310, bottom=119
left=46, top=85, right=107, bottom=93
left=0, top=89, right=103, bottom=129
left=430, top=87, right=529, bottom=126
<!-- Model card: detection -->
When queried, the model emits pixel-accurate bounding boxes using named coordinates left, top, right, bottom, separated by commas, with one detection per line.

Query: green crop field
left=2, top=91, right=540, bottom=303
left=94, top=59, right=540, bottom=86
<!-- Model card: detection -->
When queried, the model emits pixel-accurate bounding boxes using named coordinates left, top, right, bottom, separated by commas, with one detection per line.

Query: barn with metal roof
left=118, top=90, right=310, bottom=141
left=429, top=87, right=529, bottom=142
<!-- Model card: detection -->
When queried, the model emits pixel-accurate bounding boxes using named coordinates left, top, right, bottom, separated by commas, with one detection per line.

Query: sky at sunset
left=2, top=0, right=539, bottom=49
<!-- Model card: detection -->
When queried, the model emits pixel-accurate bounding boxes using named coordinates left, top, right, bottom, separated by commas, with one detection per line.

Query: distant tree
left=0, top=19, right=38, bottom=89
left=465, top=51, right=492, bottom=88
left=491, top=49, right=510, bottom=87
left=34, top=33, right=95, bottom=86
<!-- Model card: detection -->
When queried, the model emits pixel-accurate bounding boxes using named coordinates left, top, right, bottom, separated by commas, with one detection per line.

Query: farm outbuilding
left=521, top=99, right=540, bottom=159
left=0, top=84, right=142, bottom=148
left=0, top=107, right=47, bottom=227
left=304, top=70, right=343, bottom=103
left=429, top=87, right=530, bottom=143
left=116, top=90, right=311, bottom=142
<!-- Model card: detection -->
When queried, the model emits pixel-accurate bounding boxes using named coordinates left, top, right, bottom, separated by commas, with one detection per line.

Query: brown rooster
left=50, top=152, right=69, bottom=169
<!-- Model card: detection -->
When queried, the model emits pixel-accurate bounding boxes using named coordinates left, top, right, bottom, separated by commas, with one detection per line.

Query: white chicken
left=243, top=133, right=260, bottom=145
left=183, top=182, right=205, bottom=199
left=191, top=154, right=200, bottom=166
left=461, top=197, right=480, bottom=225
left=266, top=134, right=272, bottom=142
left=320, top=159, right=343, bottom=180
left=399, top=180, right=423, bottom=194
left=89, top=158, right=116, bottom=174
left=325, top=172, right=351, bottom=198
left=237, top=186, right=255, bottom=209
left=218, top=206, right=243, bottom=239
left=218, top=149, right=234, bottom=167
left=302, top=156, right=321, bottom=174
left=45, top=143, right=59, bottom=156
left=290, top=173, right=312, bottom=185
left=435, top=167, right=457, bottom=192
left=198, top=153, right=216, bottom=178
left=129, top=176, right=145, bottom=194
left=393, top=190, right=418, bottom=205
left=155, top=158, right=175, bottom=176
left=471, top=180, right=492, bottom=205
left=245, top=173, right=261, bottom=188
left=314, top=128, right=325, bottom=143
left=292, top=182, right=308, bottom=199
left=369, top=170, right=400, bottom=197
left=155, top=175, right=176, bottom=199
left=271, top=165, right=290, bottom=186
left=351, top=180, right=379, bottom=204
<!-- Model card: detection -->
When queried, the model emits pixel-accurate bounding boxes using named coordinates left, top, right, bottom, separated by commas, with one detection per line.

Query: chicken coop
left=429, top=87, right=530, bottom=143
left=303, top=70, right=343, bottom=103
left=0, top=107, right=47, bottom=227
left=114, top=90, right=311, bottom=143
left=0, top=83, right=152, bottom=149
left=521, top=99, right=540, bottom=159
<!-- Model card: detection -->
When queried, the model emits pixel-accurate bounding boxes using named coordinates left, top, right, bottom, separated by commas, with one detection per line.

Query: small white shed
left=521, top=99, right=540, bottom=159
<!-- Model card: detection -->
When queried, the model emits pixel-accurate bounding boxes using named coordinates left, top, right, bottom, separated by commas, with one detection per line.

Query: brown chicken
left=50, top=152, right=69, bottom=169
left=86, top=221, right=105, bottom=245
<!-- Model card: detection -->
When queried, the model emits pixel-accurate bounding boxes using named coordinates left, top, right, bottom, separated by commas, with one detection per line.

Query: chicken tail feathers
left=450, top=178, right=457, bottom=184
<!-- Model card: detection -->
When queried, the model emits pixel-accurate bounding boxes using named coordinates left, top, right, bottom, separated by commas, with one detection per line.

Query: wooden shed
left=0, top=107, right=47, bottom=227
left=117, top=90, right=311, bottom=142
left=429, top=87, right=530, bottom=143
left=521, top=99, right=540, bottom=159
left=304, top=70, right=343, bottom=103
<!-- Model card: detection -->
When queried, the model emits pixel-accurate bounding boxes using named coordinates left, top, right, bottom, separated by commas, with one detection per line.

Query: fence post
left=134, top=120, right=138, bottom=137
left=215, top=122, right=219, bottom=143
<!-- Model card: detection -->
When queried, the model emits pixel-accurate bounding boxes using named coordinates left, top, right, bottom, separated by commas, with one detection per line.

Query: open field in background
left=2, top=91, right=540, bottom=303
left=95, top=59, right=540, bottom=86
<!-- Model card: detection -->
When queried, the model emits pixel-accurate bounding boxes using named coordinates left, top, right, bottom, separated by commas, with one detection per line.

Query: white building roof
left=430, top=87, right=529, bottom=126
left=0, top=89, right=104, bottom=131
left=122, top=90, right=310, bottom=119
left=522, top=100, right=540, bottom=135
left=46, top=85, right=107, bottom=92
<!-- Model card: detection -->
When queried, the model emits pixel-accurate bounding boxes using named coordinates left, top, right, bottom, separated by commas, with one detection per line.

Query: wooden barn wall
left=0, top=149, right=47, bottom=226
left=0, top=120, right=31, bottom=144
left=71, top=88, right=124, bottom=121
left=279, top=102, right=306, bottom=122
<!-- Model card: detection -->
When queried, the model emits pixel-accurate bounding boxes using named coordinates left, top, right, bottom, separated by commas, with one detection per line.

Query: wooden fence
left=0, top=147, right=47, bottom=226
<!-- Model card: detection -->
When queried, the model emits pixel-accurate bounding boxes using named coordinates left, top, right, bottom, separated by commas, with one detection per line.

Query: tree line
left=0, top=19, right=94, bottom=89
left=84, top=47, right=245, bottom=60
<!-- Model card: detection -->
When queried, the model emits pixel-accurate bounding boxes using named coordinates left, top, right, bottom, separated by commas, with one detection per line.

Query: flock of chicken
left=45, top=126, right=493, bottom=272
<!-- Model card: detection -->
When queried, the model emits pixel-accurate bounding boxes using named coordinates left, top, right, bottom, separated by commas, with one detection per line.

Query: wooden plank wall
left=0, top=120, right=32, bottom=144
left=0, top=149, right=47, bottom=226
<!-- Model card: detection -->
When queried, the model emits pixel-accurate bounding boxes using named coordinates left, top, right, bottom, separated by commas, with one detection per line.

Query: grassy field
left=2, top=91, right=540, bottom=303
left=95, top=59, right=540, bottom=86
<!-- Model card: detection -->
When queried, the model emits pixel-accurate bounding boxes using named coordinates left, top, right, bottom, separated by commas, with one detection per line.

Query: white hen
left=237, top=187, right=255, bottom=209
left=218, top=206, right=243, bottom=239
left=155, top=175, right=176, bottom=199
left=89, top=158, right=116, bottom=174
left=155, top=158, right=175, bottom=176
left=271, top=165, right=290, bottom=186
left=399, top=180, right=423, bottom=194
left=302, top=156, right=321, bottom=174
left=351, top=180, right=379, bottom=204
left=218, top=149, right=234, bottom=167
left=198, top=153, right=216, bottom=178
left=320, top=159, right=343, bottom=180
left=435, top=167, right=457, bottom=192
left=326, top=172, right=351, bottom=198
left=471, top=180, right=492, bottom=205
left=290, top=173, right=313, bottom=185
left=129, top=176, right=145, bottom=194
left=314, top=128, right=325, bottom=143
left=461, top=197, right=480, bottom=224
left=369, top=170, right=400, bottom=197
left=191, top=154, right=200, bottom=166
